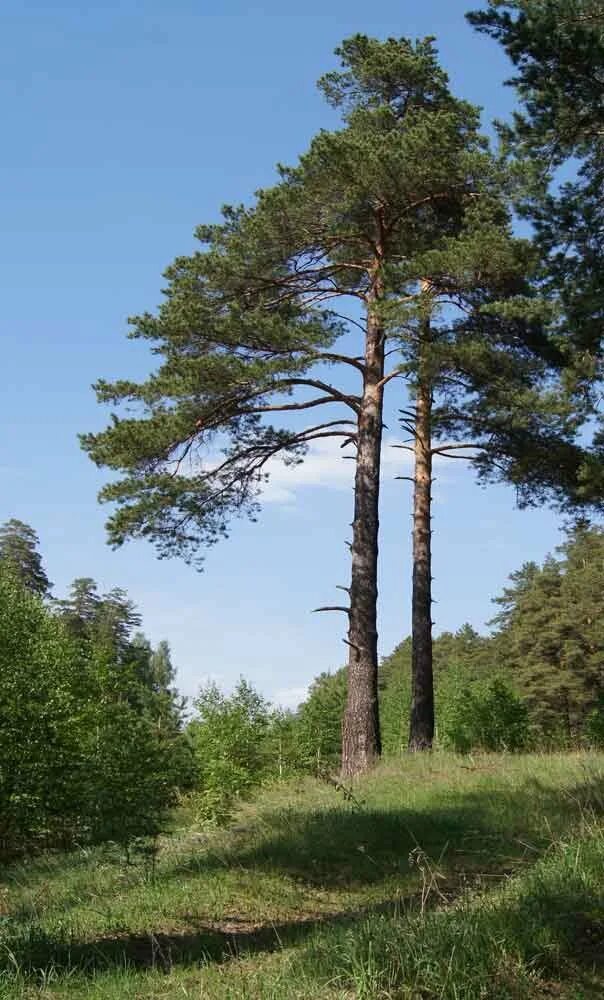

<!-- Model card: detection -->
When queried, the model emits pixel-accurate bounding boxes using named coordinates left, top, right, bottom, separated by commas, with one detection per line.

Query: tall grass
left=0, top=752, right=602, bottom=998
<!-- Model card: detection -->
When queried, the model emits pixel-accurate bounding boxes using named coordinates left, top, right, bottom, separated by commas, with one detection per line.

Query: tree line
left=0, top=519, right=190, bottom=858
left=1, top=514, right=603, bottom=852
left=80, top=5, right=604, bottom=776
left=190, top=521, right=604, bottom=820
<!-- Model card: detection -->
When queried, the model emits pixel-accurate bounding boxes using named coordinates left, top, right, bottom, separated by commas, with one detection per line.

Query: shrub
left=0, top=570, right=186, bottom=857
left=188, top=679, right=274, bottom=823
left=438, top=673, right=529, bottom=753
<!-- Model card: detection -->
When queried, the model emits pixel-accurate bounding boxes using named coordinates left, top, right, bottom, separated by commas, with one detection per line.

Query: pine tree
left=468, top=1, right=604, bottom=498
left=94, top=587, right=142, bottom=656
left=82, top=35, right=542, bottom=773
left=57, top=578, right=141, bottom=656
left=491, top=526, right=604, bottom=739
left=0, top=519, right=51, bottom=596
left=392, top=170, right=596, bottom=748
left=468, top=1, right=604, bottom=161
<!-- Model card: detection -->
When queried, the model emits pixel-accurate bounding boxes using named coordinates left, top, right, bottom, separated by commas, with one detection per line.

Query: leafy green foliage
left=0, top=567, right=190, bottom=859
left=188, top=679, right=284, bottom=823
left=295, top=671, right=347, bottom=774
left=438, top=676, right=529, bottom=752
left=379, top=628, right=497, bottom=754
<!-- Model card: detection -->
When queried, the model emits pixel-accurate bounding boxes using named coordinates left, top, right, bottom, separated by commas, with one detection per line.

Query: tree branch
left=312, top=606, right=351, bottom=615
left=311, top=351, right=366, bottom=373
left=241, top=395, right=346, bottom=414
left=280, top=378, right=361, bottom=412
left=431, top=444, right=482, bottom=456
left=377, top=369, right=408, bottom=389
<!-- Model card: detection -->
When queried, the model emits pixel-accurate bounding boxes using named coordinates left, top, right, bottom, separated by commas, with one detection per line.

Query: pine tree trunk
left=341, top=291, right=385, bottom=777
left=409, top=340, right=434, bottom=751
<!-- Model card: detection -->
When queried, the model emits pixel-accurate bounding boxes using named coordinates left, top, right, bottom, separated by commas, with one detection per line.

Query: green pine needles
left=83, top=32, right=603, bottom=773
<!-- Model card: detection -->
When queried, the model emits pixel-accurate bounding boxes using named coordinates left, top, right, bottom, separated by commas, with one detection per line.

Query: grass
left=0, top=752, right=603, bottom=998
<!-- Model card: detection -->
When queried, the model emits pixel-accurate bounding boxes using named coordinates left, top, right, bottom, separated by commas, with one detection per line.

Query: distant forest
left=1, top=516, right=602, bottom=858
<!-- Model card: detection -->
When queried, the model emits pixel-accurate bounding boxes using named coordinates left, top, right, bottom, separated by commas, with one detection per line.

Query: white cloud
left=272, top=685, right=309, bottom=710
left=260, top=436, right=412, bottom=505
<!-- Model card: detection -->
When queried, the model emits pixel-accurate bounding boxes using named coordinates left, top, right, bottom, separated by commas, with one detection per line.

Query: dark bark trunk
left=409, top=334, right=434, bottom=751
left=341, top=288, right=385, bottom=777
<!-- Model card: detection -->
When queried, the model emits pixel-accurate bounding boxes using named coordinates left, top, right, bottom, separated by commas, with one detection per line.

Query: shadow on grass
left=2, top=771, right=603, bottom=983
left=7, top=896, right=415, bottom=976
left=171, top=769, right=604, bottom=888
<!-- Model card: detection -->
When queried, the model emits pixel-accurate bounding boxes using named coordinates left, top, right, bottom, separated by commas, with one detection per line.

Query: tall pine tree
left=83, top=34, right=559, bottom=771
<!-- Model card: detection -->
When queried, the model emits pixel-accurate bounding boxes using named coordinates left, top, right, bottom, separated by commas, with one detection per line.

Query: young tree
left=296, top=669, right=348, bottom=774
left=150, top=639, right=176, bottom=691
left=379, top=627, right=497, bottom=754
left=83, top=35, right=539, bottom=773
left=0, top=519, right=51, bottom=596
left=0, top=568, right=188, bottom=856
left=188, top=679, right=272, bottom=822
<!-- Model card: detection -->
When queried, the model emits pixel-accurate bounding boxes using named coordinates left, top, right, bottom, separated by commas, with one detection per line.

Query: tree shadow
left=11, top=896, right=415, bottom=976
left=3, top=770, right=603, bottom=981
left=171, top=770, right=604, bottom=889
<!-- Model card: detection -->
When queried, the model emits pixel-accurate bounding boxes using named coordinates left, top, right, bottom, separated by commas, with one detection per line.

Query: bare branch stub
left=312, top=605, right=351, bottom=615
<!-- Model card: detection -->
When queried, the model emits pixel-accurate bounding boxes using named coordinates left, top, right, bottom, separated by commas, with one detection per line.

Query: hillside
left=1, top=752, right=603, bottom=999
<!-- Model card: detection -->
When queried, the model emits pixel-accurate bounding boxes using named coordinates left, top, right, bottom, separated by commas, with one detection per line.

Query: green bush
left=295, top=670, right=347, bottom=774
left=188, top=679, right=275, bottom=823
left=438, top=674, right=530, bottom=753
left=0, top=570, right=187, bottom=857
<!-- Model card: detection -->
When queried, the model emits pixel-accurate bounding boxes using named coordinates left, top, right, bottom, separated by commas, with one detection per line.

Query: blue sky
left=0, top=0, right=571, bottom=707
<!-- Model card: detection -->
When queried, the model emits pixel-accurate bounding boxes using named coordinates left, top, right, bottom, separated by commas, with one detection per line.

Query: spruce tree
left=0, top=519, right=51, bottom=596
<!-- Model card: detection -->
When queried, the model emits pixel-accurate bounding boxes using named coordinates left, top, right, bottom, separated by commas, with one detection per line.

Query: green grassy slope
left=1, top=753, right=603, bottom=999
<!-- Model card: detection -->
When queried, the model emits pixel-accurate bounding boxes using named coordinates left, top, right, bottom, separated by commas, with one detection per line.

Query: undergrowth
left=0, top=752, right=602, bottom=998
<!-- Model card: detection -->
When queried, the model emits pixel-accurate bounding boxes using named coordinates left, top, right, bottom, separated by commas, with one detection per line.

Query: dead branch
left=312, top=606, right=351, bottom=615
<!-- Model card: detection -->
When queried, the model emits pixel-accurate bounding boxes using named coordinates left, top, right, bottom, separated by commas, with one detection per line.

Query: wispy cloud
left=273, top=685, right=309, bottom=710
left=260, top=436, right=412, bottom=505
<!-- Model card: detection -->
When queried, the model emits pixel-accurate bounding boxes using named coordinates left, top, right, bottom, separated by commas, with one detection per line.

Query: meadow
left=1, top=752, right=603, bottom=999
